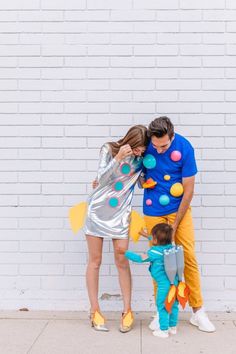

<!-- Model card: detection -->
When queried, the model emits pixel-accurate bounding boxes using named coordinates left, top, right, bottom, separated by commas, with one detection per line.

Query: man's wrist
left=172, top=223, right=178, bottom=231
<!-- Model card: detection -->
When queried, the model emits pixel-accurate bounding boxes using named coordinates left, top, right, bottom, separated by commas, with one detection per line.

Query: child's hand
left=141, top=253, right=148, bottom=260
left=139, top=228, right=149, bottom=238
left=117, top=247, right=127, bottom=255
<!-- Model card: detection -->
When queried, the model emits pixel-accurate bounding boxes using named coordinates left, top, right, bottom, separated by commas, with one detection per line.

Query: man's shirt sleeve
left=182, top=145, right=198, bottom=178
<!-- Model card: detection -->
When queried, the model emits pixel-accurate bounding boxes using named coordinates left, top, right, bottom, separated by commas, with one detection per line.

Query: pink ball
left=146, top=199, right=152, bottom=206
left=170, top=150, right=182, bottom=162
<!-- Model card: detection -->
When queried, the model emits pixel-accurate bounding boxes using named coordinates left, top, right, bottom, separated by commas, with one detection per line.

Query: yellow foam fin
left=177, top=281, right=190, bottom=309
left=165, top=285, right=177, bottom=313
left=129, top=210, right=146, bottom=243
left=69, top=202, right=87, bottom=233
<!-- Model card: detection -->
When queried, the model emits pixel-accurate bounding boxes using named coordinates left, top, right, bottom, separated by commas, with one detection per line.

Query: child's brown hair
left=151, top=223, right=173, bottom=245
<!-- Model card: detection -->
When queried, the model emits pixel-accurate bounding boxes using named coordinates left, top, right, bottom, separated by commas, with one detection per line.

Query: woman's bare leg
left=86, top=235, right=103, bottom=312
left=113, top=238, right=132, bottom=313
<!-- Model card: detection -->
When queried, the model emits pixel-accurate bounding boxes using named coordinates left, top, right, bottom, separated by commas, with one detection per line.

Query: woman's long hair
left=108, top=125, right=148, bottom=157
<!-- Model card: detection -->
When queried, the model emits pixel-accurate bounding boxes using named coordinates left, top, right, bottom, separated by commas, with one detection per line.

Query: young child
left=123, top=223, right=179, bottom=338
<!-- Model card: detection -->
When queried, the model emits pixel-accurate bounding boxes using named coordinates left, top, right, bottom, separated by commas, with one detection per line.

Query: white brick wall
left=0, top=0, right=236, bottom=312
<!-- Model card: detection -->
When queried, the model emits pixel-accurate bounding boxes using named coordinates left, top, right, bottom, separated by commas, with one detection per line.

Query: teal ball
left=109, top=197, right=119, bottom=208
left=114, top=181, right=123, bottom=191
left=143, top=154, right=156, bottom=169
left=121, top=163, right=131, bottom=175
left=159, top=194, right=170, bottom=206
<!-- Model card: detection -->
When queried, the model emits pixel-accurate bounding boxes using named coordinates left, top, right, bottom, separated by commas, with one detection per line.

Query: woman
left=84, top=125, right=148, bottom=332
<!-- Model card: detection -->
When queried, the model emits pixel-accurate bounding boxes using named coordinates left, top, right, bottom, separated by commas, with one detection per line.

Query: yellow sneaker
left=119, top=309, right=134, bottom=333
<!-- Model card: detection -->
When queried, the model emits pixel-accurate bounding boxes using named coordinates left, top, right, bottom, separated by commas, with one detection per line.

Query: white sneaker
left=169, top=326, right=177, bottom=335
left=153, top=329, right=169, bottom=338
left=149, top=314, right=159, bottom=331
left=190, top=308, right=216, bottom=332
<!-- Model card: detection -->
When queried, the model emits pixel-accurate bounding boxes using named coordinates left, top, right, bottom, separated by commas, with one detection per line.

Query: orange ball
left=170, top=183, right=184, bottom=197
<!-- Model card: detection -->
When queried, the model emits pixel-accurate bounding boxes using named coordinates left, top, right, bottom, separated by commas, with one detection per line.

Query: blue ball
left=109, top=197, right=119, bottom=208
left=114, top=181, right=123, bottom=191
left=159, top=194, right=170, bottom=206
left=143, top=154, right=156, bottom=169
left=121, top=163, right=131, bottom=175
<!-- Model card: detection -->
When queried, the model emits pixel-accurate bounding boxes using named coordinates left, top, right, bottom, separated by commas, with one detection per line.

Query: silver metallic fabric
left=84, top=143, right=143, bottom=239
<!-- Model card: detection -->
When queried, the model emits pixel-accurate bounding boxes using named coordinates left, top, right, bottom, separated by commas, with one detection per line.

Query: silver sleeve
left=96, top=144, right=119, bottom=184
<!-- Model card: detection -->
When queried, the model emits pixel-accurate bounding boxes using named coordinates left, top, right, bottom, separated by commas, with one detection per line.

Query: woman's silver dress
left=84, top=143, right=143, bottom=240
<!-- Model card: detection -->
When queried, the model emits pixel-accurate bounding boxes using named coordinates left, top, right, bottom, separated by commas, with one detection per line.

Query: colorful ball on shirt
left=164, top=175, right=171, bottom=181
left=159, top=194, right=170, bottom=206
left=146, top=198, right=152, bottom=206
left=114, top=181, right=124, bottom=191
left=170, top=183, right=184, bottom=197
left=121, top=163, right=131, bottom=175
left=170, top=150, right=182, bottom=162
left=142, top=178, right=157, bottom=189
left=109, top=197, right=119, bottom=208
left=143, top=154, right=156, bottom=169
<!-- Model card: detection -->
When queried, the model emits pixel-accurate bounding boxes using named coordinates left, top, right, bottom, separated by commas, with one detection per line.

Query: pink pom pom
left=146, top=199, right=152, bottom=206
left=170, top=150, right=182, bottom=162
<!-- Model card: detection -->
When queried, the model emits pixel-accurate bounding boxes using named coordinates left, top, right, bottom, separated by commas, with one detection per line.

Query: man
left=143, top=116, right=215, bottom=333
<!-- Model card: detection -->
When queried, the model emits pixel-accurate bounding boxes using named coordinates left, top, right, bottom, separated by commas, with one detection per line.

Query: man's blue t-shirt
left=143, top=133, right=197, bottom=216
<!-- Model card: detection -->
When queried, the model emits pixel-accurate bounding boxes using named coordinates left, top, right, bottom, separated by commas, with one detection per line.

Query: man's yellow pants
left=144, top=207, right=203, bottom=308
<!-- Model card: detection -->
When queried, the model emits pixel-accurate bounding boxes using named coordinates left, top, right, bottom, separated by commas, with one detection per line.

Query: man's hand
left=171, top=224, right=177, bottom=244
left=92, top=179, right=99, bottom=189
left=171, top=175, right=195, bottom=243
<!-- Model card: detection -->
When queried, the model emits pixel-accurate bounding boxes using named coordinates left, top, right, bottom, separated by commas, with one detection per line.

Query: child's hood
left=151, top=243, right=173, bottom=253
left=147, top=243, right=174, bottom=261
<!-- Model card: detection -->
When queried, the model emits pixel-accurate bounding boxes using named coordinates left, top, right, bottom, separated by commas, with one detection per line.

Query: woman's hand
left=92, top=179, right=99, bottom=189
left=115, top=144, right=133, bottom=162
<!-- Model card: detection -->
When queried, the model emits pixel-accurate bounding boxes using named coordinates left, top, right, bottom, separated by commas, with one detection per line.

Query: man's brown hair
left=148, top=116, right=174, bottom=140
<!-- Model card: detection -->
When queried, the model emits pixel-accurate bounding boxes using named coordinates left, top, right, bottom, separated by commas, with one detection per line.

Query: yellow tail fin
left=129, top=210, right=146, bottom=243
left=69, top=202, right=87, bottom=233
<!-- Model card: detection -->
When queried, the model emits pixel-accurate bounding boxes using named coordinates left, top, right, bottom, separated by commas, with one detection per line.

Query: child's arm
left=139, top=228, right=152, bottom=239
left=125, top=250, right=150, bottom=263
left=147, top=248, right=163, bottom=262
left=117, top=247, right=150, bottom=263
left=139, top=229, right=153, bottom=245
left=138, top=228, right=148, bottom=238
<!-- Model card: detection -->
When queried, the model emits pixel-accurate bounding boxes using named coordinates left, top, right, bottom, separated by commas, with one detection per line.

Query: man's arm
left=172, top=175, right=195, bottom=241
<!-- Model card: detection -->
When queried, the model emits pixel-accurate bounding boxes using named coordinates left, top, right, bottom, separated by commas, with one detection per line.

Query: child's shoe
left=153, top=329, right=169, bottom=338
left=149, top=313, right=160, bottom=331
left=169, top=326, right=177, bottom=335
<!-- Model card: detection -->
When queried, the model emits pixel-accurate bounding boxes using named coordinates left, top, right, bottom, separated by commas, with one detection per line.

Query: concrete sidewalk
left=0, top=311, right=235, bottom=354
